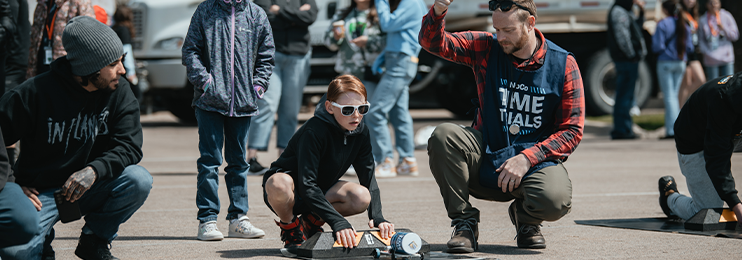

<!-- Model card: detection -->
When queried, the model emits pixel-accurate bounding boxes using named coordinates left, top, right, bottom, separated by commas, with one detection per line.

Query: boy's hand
left=369, top=219, right=395, bottom=239
left=335, top=228, right=357, bottom=248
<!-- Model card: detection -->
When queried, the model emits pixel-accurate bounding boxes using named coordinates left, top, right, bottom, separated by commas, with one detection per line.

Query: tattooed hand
left=62, top=166, right=97, bottom=202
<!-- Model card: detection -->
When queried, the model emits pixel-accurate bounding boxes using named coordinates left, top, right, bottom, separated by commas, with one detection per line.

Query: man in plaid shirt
left=422, top=0, right=585, bottom=252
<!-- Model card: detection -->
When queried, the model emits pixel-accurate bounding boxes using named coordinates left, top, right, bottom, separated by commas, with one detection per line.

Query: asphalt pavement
left=45, top=109, right=742, bottom=260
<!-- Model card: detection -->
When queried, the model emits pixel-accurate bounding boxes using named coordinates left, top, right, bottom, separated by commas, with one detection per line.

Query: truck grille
left=131, top=5, right=146, bottom=50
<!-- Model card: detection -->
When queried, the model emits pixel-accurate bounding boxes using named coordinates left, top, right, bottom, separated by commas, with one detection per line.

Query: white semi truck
left=128, top=0, right=659, bottom=123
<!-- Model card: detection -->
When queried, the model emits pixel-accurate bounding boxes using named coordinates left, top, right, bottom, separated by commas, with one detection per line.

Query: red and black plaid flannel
left=418, top=8, right=585, bottom=166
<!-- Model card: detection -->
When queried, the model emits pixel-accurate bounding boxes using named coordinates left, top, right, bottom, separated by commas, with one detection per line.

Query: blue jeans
left=195, top=108, right=252, bottom=223
left=611, top=61, right=639, bottom=138
left=657, top=61, right=686, bottom=136
left=248, top=51, right=311, bottom=150
left=0, top=183, right=40, bottom=248
left=366, top=51, right=416, bottom=162
left=0, top=165, right=152, bottom=259
left=704, top=62, right=735, bottom=80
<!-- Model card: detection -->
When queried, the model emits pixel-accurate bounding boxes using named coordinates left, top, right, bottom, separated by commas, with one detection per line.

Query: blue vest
left=479, top=37, right=570, bottom=189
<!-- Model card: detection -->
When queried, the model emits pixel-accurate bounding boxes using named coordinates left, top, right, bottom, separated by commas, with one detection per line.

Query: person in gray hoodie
left=182, top=0, right=275, bottom=241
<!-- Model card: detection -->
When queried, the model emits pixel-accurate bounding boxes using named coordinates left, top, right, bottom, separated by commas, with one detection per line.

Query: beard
left=93, top=75, right=117, bottom=92
left=499, top=29, right=529, bottom=55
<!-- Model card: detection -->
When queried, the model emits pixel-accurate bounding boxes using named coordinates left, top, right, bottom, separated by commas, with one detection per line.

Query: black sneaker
left=509, top=202, right=546, bottom=249
left=74, top=233, right=119, bottom=260
left=42, top=227, right=55, bottom=260
left=659, top=176, right=680, bottom=218
left=276, top=217, right=306, bottom=248
left=248, top=157, right=267, bottom=175
left=300, top=212, right=325, bottom=240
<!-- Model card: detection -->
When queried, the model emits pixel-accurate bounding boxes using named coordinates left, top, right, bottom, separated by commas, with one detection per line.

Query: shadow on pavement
left=428, top=244, right=542, bottom=256
left=53, top=236, right=195, bottom=241
left=217, top=248, right=282, bottom=258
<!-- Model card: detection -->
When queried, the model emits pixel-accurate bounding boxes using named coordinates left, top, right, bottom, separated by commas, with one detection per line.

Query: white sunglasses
left=331, top=102, right=371, bottom=116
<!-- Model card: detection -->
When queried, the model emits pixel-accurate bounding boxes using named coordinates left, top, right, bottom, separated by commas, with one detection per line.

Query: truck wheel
left=583, top=49, right=652, bottom=116
left=167, top=84, right=197, bottom=125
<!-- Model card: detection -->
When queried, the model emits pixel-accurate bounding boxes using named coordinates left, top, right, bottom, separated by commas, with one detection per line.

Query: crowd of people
left=609, top=0, right=738, bottom=140
left=0, top=0, right=739, bottom=259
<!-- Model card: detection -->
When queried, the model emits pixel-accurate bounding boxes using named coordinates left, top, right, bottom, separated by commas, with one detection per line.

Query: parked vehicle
left=128, top=0, right=659, bottom=123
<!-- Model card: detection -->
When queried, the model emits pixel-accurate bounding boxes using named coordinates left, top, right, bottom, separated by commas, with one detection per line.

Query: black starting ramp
left=575, top=208, right=742, bottom=239
left=280, top=228, right=495, bottom=260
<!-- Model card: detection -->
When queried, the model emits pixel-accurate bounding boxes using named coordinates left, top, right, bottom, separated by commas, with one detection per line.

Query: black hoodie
left=262, top=95, right=386, bottom=233
left=0, top=57, right=143, bottom=190
left=674, top=72, right=742, bottom=208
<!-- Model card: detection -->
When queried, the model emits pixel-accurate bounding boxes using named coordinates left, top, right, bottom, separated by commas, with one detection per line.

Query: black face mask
left=615, top=0, right=634, bottom=11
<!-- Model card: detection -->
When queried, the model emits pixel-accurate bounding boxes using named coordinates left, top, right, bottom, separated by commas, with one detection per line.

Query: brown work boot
left=446, top=218, right=478, bottom=253
left=300, top=212, right=325, bottom=240
left=509, top=202, right=546, bottom=249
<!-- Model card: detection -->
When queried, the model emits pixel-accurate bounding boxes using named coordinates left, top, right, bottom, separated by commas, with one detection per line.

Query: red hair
left=327, top=75, right=367, bottom=102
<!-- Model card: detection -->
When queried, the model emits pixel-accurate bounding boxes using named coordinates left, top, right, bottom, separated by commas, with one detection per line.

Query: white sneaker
left=375, top=158, right=397, bottom=178
left=197, top=221, right=224, bottom=241
left=229, top=215, right=265, bottom=238
left=396, top=157, right=419, bottom=176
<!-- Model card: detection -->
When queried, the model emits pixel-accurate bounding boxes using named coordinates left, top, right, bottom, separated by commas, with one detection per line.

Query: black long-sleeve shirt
left=253, top=0, right=317, bottom=55
left=263, top=96, right=386, bottom=233
left=675, top=72, right=742, bottom=207
left=0, top=57, right=143, bottom=190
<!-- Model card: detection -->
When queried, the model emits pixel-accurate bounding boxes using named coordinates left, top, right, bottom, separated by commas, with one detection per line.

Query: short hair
left=513, top=0, right=538, bottom=21
left=327, top=75, right=368, bottom=102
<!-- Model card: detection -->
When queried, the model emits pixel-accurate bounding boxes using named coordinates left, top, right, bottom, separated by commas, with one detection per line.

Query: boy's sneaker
left=300, top=212, right=325, bottom=239
left=248, top=157, right=268, bottom=175
left=197, top=221, right=224, bottom=241
left=74, top=233, right=119, bottom=260
left=375, top=158, right=396, bottom=178
left=276, top=217, right=306, bottom=248
left=229, top=215, right=265, bottom=238
left=659, top=176, right=680, bottom=219
left=396, top=157, right=419, bottom=176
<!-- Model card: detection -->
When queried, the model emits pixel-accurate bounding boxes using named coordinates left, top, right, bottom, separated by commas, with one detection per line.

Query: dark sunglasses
left=488, top=0, right=532, bottom=15
left=331, top=102, right=370, bottom=116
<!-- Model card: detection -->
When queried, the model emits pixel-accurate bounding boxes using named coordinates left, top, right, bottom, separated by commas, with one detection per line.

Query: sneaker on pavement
left=74, top=233, right=120, bottom=260
left=509, top=202, right=546, bottom=249
left=229, top=215, right=265, bottom=238
left=659, top=176, right=680, bottom=219
left=197, top=221, right=224, bottom=241
left=446, top=218, right=478, bottom=253
left=248, top=157, right=268, bottom=175
left=300, top=212, right=325, bottom=239
left=375, top=158, right=396, bottom=178
left=396, top=157, right=419, bottom=176
left=276, top=217, right=306, bottom=248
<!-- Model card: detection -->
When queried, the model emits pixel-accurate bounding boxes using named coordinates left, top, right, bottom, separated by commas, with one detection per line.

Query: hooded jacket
left=27, top=0, right=95, bottom=78
left=674, top=72, right=742, bottom=208
left=182, top=0, right=275, bottom=117
left=262, top=95, right=387, bottom=232
left=0, top=57, right=143, bottom=190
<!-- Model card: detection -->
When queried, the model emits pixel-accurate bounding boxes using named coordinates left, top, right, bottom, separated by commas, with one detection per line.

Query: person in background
left=0, top=0, right=15, bottom=97
left=250, top=0, right=318, bottom=175
left=112, top=5, right=140, bottom=100
left=182, top=0, right=274, bottom=242
left=366, top=0, right=426, bottom=178
left=607, top=0, right=646, bottom=140
left=653, top=0, right=693, bottom=140
left=677, top=0, right=706, bottom=107
left=27, top=0, right=95, bottom=79
left=3, top=0, right=28, bottom=95
left=698, top=0, right=738, bottom=80
left=263, top=75, right=394, bottom=250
